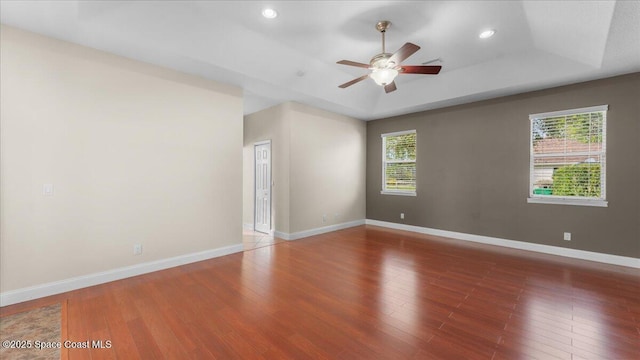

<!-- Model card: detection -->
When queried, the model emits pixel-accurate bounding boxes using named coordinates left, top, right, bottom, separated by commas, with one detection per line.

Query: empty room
left=1, top=1, right=639, bottom=359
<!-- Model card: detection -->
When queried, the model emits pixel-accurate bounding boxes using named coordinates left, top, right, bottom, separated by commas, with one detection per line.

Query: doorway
left=254, top=140, right=271, bottom=234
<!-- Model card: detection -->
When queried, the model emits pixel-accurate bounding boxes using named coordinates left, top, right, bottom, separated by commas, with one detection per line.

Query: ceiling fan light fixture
left=479, top=29, right=496, bottom=39
left=337, top=20, right=441, bottom=92
left=262, top=8, right=278, bottom=19
left=370, top=68, right=398, bottom=86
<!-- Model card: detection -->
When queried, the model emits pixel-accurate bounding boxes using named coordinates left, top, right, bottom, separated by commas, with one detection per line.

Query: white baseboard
left=275, top=219, right=365, bottom=241
left=6, top=220, right=634, bottom=307
left=0, top=243, right=244, bottom=307
left=243, top=223, right=254, bottom=231
left=274, top=231, right=288, bottom=239
left=244, top=223, right=275, bottom=235
left=366, top=219, right=640, bottom=269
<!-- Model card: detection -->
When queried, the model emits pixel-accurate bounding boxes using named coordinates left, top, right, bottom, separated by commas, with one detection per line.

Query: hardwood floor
left=2, top=225, right=639, bottom=359
left=243, top=229, right=285, bottom=250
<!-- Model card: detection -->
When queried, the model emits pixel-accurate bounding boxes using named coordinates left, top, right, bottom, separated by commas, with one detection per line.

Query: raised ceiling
left=2, top=1, right=639, bottom=120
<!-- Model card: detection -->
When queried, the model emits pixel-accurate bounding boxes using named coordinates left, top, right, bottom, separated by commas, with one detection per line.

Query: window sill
left=381, top=190, right=417, bottom=197
left=527, top=197, right=608, bottom=207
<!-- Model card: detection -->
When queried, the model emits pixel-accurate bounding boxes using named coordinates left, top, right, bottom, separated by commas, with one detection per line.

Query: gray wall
left=367, top=73, right=640, bottom=258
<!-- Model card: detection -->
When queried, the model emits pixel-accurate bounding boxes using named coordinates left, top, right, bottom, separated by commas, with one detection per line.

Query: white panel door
left=254, top=141, right=271, bottom=234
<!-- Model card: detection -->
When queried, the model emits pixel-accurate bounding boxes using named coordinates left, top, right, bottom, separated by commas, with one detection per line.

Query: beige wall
left=288, top=103, right=366, bottom=233
left=0, top=26, right=243, bottom=292
left=243, top=102, right=366, bottom=236
left=243, top=104, right=291, bottom=233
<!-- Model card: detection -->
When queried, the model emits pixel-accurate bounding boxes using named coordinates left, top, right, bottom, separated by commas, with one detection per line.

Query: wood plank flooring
left=242, top=229, right=285, bottom=250
left=2, top=225, right=639, bottom=359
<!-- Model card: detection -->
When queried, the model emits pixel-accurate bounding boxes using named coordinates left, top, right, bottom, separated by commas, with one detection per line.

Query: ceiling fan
left=337, top=21, right=441, bottom=93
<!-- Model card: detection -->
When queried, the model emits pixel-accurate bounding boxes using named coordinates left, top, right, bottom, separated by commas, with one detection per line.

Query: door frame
left=254, top=140, right=272, bottom=234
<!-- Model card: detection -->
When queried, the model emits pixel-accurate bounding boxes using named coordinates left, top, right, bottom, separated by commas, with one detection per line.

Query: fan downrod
left=376, top=21, right=391, bottom=54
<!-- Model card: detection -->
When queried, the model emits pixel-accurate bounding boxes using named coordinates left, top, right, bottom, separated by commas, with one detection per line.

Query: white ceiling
left=2, top=1, right=639, bottom=121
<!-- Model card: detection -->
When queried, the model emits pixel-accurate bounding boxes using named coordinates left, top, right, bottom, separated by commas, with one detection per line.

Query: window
left=381, top=130, right=416, bottom=196
left=528, top=105, right=607, bottom=207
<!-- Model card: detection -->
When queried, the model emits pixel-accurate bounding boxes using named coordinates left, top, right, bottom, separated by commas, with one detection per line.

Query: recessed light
left=262, top=8, right=278, bottom=19
left=479, top=29, right=496, bottom=39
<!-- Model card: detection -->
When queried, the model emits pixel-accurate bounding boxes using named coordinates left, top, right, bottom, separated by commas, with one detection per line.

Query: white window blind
left=529, top=105, right=607, bottom=207
left=381, top=130, right=416, bottom=196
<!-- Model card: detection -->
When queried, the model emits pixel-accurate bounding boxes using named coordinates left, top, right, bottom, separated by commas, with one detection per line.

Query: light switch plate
left=43, top=184, right=54, bottom=196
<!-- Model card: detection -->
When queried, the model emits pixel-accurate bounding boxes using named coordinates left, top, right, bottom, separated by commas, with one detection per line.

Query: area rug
left=0, top=303, right=62, bottom=360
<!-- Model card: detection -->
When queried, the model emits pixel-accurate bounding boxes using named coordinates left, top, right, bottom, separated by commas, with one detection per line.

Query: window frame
left=527, top=105, right=608, bottom=207
left=381, top=129, right=417, bottom=196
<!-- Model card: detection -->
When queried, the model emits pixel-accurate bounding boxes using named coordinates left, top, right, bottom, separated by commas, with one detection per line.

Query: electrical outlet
left=563, top=232, right=571, bottom=241
left=400, top=213, right=405, bottom=220
left=43, top=184, right=54, bottom=196
left=133, top=244, right=143, bottom=255
left=322, top=214, right=327, bottom=223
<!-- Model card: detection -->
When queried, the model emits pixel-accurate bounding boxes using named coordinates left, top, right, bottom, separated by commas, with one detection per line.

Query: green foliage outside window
left=384, top=132, right=416, bottom=192
left=385, top=163, right=416, bottom=190
left=385, top=133, right=416, bottom=161
left=552, top=163, right=601, bottom=197
left=532, top=113, right=603, bottom=145
left=531, top=108, right=605, bottom=200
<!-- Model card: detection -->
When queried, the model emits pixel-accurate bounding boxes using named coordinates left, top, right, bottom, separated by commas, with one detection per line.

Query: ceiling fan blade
left=388, top=42, right=420, bottom=66
left=384, top=81, right=397, bottom=93
left=337, top=60, right=370, bottom=68
left=338, top=74, right=370, bottom=88
left=400, top=65, right=442, bottom=74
